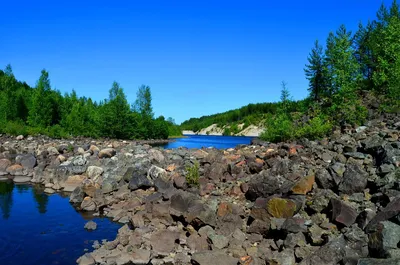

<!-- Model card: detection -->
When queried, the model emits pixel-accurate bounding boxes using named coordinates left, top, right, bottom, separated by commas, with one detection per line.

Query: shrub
left=48, top=125, right=69, bottom=139
left=260, top=113, right=295, bottom=142
left=296, top=114, right=332, bottom=140
left=185, top=161, right=200, bottom=186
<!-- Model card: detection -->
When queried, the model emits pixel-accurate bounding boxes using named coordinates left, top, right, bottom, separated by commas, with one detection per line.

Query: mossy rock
left=267, top=197, right=297, bottom=218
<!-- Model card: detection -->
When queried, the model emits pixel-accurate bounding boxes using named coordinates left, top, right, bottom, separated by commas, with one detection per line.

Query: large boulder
left=368, top=221, right=400, bottom=258
left=0, top=159, right=12, bottom=175
left=246, top=170, right=295, bottom=200
left=339, top=163, right=368, bottom=194
left=330, top=198, right=358, bottom=227
left=63, top=175, right=86, bottom=192
left=366, top=196, right=400, bottom=232
left=16, top=154, right=36, bottom=169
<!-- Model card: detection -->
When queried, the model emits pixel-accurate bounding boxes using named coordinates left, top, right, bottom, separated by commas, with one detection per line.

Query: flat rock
left=357, top=258, right=400, bottom=265
left=16, top=154, right=37, bottom=169
left=191, top=251, right=238, bottom=265
left=63, top=175, right=86, bottom=192
left=44, top=188, right=55, bottom=194
left=130, top=249, right=151, bottom=265
left=331, top=198, right=357, bottom=227
left=77, top=253, right=96, bottom=265
left=13, top=176, right=32, bottom=183
left=150, top=230, right=180, bottom=256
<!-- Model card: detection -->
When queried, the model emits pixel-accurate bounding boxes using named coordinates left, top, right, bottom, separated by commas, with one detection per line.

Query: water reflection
left=32, top=186, right=49, bottom=214
left=0, top=181, right=14, bottom=219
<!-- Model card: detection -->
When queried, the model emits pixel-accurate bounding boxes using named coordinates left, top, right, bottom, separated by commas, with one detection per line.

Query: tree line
left=0, top=67, right=181, bottom=139
left=181, top=1, right=400, bottom=140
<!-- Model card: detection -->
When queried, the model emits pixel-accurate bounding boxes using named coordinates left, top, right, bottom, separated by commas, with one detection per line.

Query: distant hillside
left=180, top=100, right=308, bottom=136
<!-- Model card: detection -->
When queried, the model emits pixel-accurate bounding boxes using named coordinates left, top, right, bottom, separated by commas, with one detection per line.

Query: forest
left=181, top=1, right=400, bottom=141
left=0, top=68, right=181, bottom=139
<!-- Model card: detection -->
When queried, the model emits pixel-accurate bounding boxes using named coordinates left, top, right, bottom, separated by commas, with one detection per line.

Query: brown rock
left=267, top=197, right=297, bottom=218
left=291, top=175, right=315, bottom=195
left=150, top=230, right=180, bottom=256
left=217, top=202, right=233, bottom=217
left=63, top=175, right=86, bottom=192
left=98, top=148, right=116, bottom=158
left=330, top=198, right=357, bottom=227
left=0, top=159, right=12, bottom=174
left=6, top=164, right=24, bottom=175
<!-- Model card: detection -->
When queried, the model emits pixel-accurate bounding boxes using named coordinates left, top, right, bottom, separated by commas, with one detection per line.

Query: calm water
left=163, top=135, right=254, bottom=149
left=0, top=181, right=122, bottom=265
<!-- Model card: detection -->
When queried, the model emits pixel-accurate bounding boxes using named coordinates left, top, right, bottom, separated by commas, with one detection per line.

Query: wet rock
left=84, top=221, right=97, bottom=230
left=98, top=148, right=116, bottom=158
left=339, top=163, right=368, bottom=194
left=191, top=251, right=238, bottom=265
left=331, top=198, right=358, bottom=227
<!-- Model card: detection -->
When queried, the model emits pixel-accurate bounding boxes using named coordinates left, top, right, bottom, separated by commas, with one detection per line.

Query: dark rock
left=339, top=163, right=368, bottom=194
left=187, top=234, right=209, bottom=252
left=128, top=172, right=153, bottom=190
left=357, top=258, right=400, bottom=265
left=251, top=138, right=269, bottom=146
left=362, top=134, right=385, bottom=153
left=301, top=236, right=347, bottom=265
left=316, top=168, right=335, bottom=189
left=69, top=186, right=85, bottom=204
left=344, top=152, right=366, bottom=159
left=331, top=198, right=358, bottom=227
left=366, top=196, right=400, bottom=232
left=368, top=221, right=400, bottom=258
left=282, top=217, right=308, bottom=233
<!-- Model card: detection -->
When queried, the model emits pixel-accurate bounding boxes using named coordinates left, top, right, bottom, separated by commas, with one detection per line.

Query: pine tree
left=305, top=40, right=328, bottom=100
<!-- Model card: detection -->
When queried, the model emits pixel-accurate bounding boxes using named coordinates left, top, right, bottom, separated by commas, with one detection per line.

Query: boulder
left=81, top=196, right=96, bottom=211
left=130, top=249, right=151, bottom=265
left=128, top=172, right=153, bottom=190
left=246, top=170, right=295, bottom=200
left=16, top=135, right=24, bottom=140
left=365, top=196, right=400, bottom=232
left=47, top=146, right=59, bottom=156
left=77, top=254, right=95, bottom=265
left=0, top=159, right=11, bottom=175
left=150, top=230, right=180, bottom=256
left=13, top=176, right=32, bottom=183
left=339, top=163, right=368, bottom=194
left=292, top=175, right=315, bottom=195
left=16, top=154, right=36, bottom=169
left=69, top=186, right=85, bottom=204
left=368, top=221, right=400, bottom=258
left=267, top=197, right=297, bottom=218
left=330, top=198, right=358, bottom=227
left=6, top=164, right=24, bottom=175
left=63, top=175, right=86, bottom=192
left=357, top=258, right=400, bottom=265
left=86, top=166, right=103, bottom=180
left=98, top=148, right=116, bottom=158
left=84, top=221, right=97, bottom=230
left=300, top=236, right=347, bottom=265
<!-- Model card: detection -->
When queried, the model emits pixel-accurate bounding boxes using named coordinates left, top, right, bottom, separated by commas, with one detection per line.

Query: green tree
left=28, top=69, right=54, bottom=127
left=305, top=40, right=328, bottom=100
left=280, top=81, right=291, bottom=113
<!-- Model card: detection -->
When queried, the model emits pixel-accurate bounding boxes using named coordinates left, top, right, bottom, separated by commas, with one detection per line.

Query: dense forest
left=0, top=68, right=181, bottom=139
left=182, top=1, right=400, bottom=141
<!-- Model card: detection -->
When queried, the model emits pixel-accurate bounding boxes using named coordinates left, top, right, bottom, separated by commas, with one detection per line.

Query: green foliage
left=305, top=40, right=329, bottom=100
left=260, top=113, right=295, bottom=142
left=185, top=161, right=200, bottom=187
left=223, top=127, right=231, bottom=136
left=0, top=66, right=176, bottom=140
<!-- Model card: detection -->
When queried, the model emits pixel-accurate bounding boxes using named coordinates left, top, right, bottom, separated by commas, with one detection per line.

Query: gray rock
left=209, top=234, right=229, bottom=249
left=331, top=198, right=358, bottom=227
left=128, top=172, right=153, bottom=190
left=86, top=166, right=103, bottom=180
left=44, top=188, right=55, bottom=194
left=344, top=152, right=366, bottom=159
left=13, top=176, right=32, bottom=183
left=300, top=236, right=347, bottom=265
left=69, top=186, right=85, bottom=204
left=150, top=230, right=180, bottom=256
left=72, top=155, right=86, bottom=166
left=191, top=251, right=238, bottom=265
left=101, top=178, right=118, bottom=194
left=357, top=258, right=400, bottom=265
left=368, top=221, right=400, bottom=258
left=47, top=146, right=59, bottom=156
left=130, top=249, right=151, bottom=265
left=366, top=196, right=400, bottom=232
left=339, top=163, right=368, bottom=194
left=16, top=154, right=36, bottom=169
left=316, top=168, right=334, bottom=189
left=0, top=159, right=11, bottom=175
left=81, top=197, right=96, bottom=211
left=84, top=221, right=97, bottom=230
left=77, top=253, right=95, bottom=265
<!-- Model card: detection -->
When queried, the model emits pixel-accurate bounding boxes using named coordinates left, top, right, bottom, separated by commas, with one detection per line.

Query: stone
left=63, top=175, right=86, bottom=192
left=209, top=234, right=229, bottom=249
left=44, top=188, right=55, bottom=194
left=330, top=198, right=358, bottom=227
left=344, top=152, right=366, bottom=159
left=268, top=249, right=296, bottom=265
left=366, top=196, right=400, bottom=232
left=282, top=217, right=308, bottom=233
left=368, top=221, right=400, bottom=258
left=191, top=251, right=238, bottom=265
left=0, top=159, right=11, bottom=175
left=72, top=155, right=86, bottom=166
left=187, top=234, right=209, bottom=252
left=130, top=249, right=151, bottom=265
left=267, top=197, right=297, bottom=218
left=13, top=176, right=32, bottom=183
left=292, top=175, right=315, bottom=194
left=357, top=259, right=400, bottom=265
left=301, top=236, right=347, bottom=265
left=57, top=155, right=66, bottom=162
left=128, top=172, right=153, bottom=190
left=98, top=148, right=116, bottom=158
left=150, top=230, right=180, bottom=256
left=84, top=221, right=97, bottom=230
left=47, top=146, right=59, bottom=155
left=77, top=253, right=95, bottom=265
left=16, top=154, right=36, bottom=169
left=339, top=163, right=368, bottom=194
left=69, top=186, right=85, bottom=204
left=6, top=164, right=24, bottom=175
left=81, top=196, right=96, bottom=211
left=16, top=135, right=24, bottom=140
left=316, top=168, right=335, bottom=189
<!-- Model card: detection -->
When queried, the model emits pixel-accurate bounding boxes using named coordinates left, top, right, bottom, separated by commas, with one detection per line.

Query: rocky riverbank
left=0, top=113, right=399, bottom=265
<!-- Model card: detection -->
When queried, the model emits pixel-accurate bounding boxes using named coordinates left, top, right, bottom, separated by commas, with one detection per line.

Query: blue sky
left=0, top=0, right=392, bottom=123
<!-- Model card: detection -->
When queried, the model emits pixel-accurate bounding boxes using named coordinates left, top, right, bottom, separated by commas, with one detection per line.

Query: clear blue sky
left=0, top=0, right=391, bottom=124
